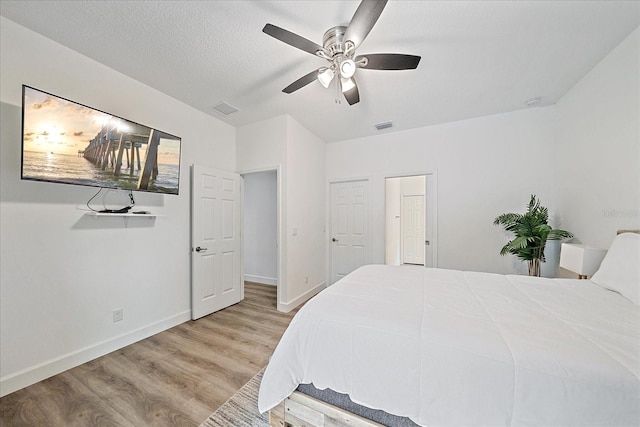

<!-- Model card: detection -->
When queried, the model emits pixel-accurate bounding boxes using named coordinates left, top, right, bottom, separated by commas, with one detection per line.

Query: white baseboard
left=0, top=310, right=190, bottom=397
left=278, top=281, right=326, bottom=312
left=244, top=274, right=277, bottom=286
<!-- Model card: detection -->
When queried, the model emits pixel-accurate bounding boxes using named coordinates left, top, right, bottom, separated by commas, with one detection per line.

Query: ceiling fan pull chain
left=335, top=77, right=341, bottom=104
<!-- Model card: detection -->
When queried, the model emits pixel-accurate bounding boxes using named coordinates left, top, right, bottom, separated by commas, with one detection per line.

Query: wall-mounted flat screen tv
left=21, top=85, right=182, bottom=195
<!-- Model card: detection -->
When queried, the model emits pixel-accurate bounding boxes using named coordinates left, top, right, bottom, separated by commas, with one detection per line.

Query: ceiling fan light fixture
left=318, top=68, right=335, bottom=88
left=340, top=59, right=356, bottom=78
left=341, top=77, right=356, bottom=93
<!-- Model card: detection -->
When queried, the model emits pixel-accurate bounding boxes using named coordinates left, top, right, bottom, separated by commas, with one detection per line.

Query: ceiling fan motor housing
left=322, top=26, right=358, bottom=79
left=322, top=26, right=347, bottom=57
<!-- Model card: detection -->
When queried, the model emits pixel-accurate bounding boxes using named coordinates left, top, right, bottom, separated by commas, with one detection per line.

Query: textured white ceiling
left=1, top=0, right=638, bottom=143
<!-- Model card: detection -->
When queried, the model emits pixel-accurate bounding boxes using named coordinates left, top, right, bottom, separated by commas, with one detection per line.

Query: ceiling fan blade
left=343, top=0, right=388, bottom=49
left=343, top=78, right=360, bottom=105
left=356, top=54, right=421, bottom=70
left=283, top=69, right=320, bottom=94
left=263, top=23, right=323, bottom=56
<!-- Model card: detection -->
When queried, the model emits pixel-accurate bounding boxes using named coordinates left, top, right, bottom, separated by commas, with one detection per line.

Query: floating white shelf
left=85, top=211, right=163, bottom=227
left=85, top=212, right=163, bottom=218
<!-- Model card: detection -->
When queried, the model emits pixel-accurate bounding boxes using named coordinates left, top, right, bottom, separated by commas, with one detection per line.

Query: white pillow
left=591, top=232, right=640, bottom=305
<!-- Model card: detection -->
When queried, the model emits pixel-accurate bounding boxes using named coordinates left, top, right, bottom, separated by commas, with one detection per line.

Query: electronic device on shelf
left=98, top=207, right=132, bottom=214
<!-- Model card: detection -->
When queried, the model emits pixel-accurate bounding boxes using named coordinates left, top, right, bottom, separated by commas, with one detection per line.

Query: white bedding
left=258, top=265, right=640, bottom=426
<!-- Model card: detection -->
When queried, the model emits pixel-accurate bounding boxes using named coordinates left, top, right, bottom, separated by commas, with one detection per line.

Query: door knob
left=195, top=246, right=207, bottom=252
left=332, top=238, right=338, bottom=242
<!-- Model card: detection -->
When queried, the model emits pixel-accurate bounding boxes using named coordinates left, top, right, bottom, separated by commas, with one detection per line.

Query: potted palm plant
left=494, top=195, right=573, bottom=276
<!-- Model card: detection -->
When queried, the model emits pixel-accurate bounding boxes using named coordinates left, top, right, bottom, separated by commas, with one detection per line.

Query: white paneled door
left=330, top=180, right=369, bottom=284
left=191, top=165, right=242, bottom=320
left=402, top=194, right=425, bottom=265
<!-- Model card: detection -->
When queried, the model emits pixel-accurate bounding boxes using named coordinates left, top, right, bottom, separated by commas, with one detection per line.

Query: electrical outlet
left=305, top=275, right=308, bottom=284
left=113, top=309, right=123, bottom=322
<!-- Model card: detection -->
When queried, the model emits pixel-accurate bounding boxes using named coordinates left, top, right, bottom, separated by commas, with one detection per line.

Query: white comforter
left=258, top=265, right=640, bottom=426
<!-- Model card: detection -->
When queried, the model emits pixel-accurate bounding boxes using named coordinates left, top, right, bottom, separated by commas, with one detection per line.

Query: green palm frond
left=494, top=195, right=573, bottom=266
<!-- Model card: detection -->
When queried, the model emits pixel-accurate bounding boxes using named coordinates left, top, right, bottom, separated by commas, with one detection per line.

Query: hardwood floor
left=0, top=283, right=299, bottom=427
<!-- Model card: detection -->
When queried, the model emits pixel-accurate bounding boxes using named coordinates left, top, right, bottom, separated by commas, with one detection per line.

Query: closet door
left=330, top=180, right=370, bottom=284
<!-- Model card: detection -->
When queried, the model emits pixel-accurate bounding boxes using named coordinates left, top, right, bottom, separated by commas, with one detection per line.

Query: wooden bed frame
left=268, top=390, right=384, bottom=427
left=268, top=230, right=640, bottom=427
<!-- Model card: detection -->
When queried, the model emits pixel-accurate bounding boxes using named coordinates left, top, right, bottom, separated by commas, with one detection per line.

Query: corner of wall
left=553, top=27, right=640, bottom=249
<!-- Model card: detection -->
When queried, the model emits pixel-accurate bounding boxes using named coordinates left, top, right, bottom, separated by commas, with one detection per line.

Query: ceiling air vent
left=212, top=102, right=239, bottom=116
left=374, top=120, right=393, bottom=131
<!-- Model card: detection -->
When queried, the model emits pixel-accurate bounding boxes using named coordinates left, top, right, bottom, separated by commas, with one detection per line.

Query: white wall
left=236, top=115, right=288, bottom=171
left=326, top=106, right=559, bottom=275
left=236, top=116, right=288, bottom=310
left=243, top=170, right=278, bottom=285
left=285, top=116, right=327, bottom=306
left=555, top=27, right=640, bottom=251
left=237, top=115, right=326, bottom=311
left=0, top=17, right=236, bottom=396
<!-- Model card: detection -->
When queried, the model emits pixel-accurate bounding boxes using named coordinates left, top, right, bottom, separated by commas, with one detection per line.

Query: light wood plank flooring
left=0, top=282, right=299, bottom=427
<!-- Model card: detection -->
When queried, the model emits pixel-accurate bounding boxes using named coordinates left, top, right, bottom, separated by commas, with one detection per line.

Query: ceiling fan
left=262, top=0, right=421, bottom=106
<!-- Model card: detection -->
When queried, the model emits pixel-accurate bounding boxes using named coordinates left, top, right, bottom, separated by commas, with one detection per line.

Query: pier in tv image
left=21, top=86, right=182, bottom=195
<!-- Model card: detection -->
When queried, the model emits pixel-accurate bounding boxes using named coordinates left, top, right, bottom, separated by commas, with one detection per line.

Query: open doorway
left=385, top=174, right=437, bottom=267
left=242, top=169, right=278, bottom=308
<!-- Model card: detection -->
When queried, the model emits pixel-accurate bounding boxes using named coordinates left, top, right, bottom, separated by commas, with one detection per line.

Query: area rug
left=199, top=368, right=269, bottom=427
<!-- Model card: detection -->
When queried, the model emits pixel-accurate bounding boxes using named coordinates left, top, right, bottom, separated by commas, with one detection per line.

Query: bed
left=259, top=232, right=640, bottom=426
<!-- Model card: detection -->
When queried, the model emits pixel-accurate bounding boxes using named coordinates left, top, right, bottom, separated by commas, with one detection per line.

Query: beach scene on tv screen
left=22, top=86, right=181, bottom=194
